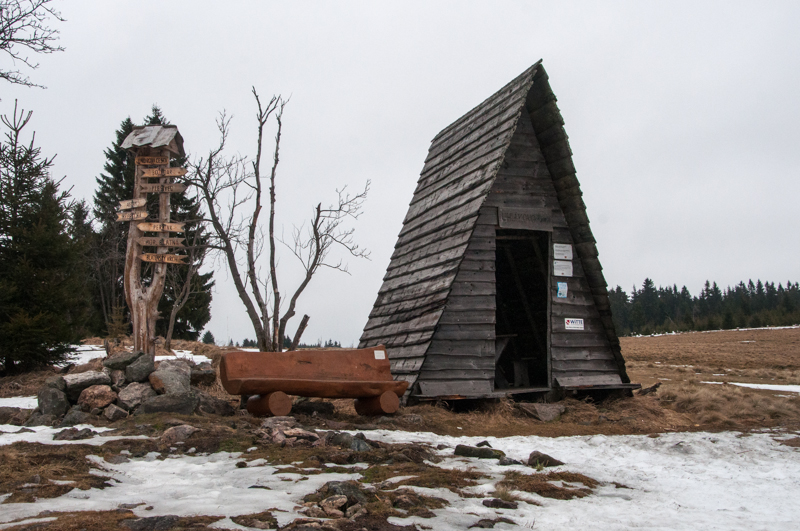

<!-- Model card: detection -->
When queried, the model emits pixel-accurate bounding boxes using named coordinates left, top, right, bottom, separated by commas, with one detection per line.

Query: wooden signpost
left=118, top=198, right=147, bottom=210
left=116, top=210, right=148, bottom=222
left=140, top=253, right=186, bottom=264
left=140, top=183, right=187, bottom=194
left=142, top=167, right=187, bottom=178
left=119, top=125, right=188, bottom=357
left=138, top=237, right=185, bottom=248
left=137, top=222, right=185, bottom=233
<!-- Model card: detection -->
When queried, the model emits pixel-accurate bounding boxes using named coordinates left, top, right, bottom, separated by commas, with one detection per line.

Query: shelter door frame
left=494, top=228, right=552, bottom=391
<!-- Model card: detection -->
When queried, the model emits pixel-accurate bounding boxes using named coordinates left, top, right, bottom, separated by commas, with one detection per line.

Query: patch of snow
left=0, top=396, right=37, bottom=409
left=156, top=350, right=212, bottom=365
left=0, top=518, right=57, bottom=530
left=60, top=344, right=106, bottom=366
left=701, top=382, right=800, bottom=394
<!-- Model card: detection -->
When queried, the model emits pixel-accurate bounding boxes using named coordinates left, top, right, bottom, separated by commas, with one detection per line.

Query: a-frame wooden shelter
left=359, top=61, right=637, bottom=400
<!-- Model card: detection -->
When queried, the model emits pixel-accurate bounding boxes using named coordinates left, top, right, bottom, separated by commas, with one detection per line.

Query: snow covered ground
left=0, top=426, right=798, bottom=530
left=59, top=345, right=212, bottom=367
left=702, top=381, right=800, bottom=394
left=0, top=396, right=37, bottom=409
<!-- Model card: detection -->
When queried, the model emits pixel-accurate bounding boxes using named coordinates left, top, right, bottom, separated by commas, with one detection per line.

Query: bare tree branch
left=0, top=0, right=64, bottom=88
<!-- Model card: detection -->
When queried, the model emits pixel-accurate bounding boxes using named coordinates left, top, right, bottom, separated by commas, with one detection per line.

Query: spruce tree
left=0, top=104, right=87, bottom=373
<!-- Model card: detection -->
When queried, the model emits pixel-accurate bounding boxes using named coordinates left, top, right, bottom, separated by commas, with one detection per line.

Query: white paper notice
left=553, top=260, right=573, bottom=277
left=553, top=243, right=573, bottom=260
left=564, top=318, right=584, bottom=330
left=374, top=350, right=386, bottom=360
left=557, top=282, right=568, bottom=298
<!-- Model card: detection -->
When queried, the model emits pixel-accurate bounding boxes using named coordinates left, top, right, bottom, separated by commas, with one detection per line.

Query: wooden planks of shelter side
left=360, top=61, right=638, bottom=400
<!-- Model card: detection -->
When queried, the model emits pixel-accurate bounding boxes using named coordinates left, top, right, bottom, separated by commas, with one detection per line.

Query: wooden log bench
left=219, top=345, right=408, bottom=417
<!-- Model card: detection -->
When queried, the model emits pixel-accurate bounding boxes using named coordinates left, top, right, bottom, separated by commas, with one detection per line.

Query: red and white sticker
left=564, top=318, right=584, bottom=330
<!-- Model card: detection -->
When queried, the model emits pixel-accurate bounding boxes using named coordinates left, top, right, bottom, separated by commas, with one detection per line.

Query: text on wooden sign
left=142, top=167, right=187, bottom=178
left=117, top=211, right=148, bottom=222
left=118, top=198, right=147, bottom=210
left=138, top=237, right=185, bottom=248
left=140, top=183, right=187, bottom=194
left=135, top=156, right=169, bottom=166
left=140, top=253, right=186, bottom=264
left=137, top=222, right=185, bottom=233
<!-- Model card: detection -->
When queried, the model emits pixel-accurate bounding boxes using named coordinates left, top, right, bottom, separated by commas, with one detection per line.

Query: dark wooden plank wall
left=360, top=64, right=542, bottom=395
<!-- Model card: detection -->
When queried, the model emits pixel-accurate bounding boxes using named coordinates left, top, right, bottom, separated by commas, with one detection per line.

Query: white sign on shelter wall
left=553, top=243, right=573, bottom=260
left=553, top=260, right=573, bottom=277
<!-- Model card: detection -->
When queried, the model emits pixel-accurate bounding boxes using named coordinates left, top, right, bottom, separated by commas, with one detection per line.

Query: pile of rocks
left=27, top=351, right=233, bottom=426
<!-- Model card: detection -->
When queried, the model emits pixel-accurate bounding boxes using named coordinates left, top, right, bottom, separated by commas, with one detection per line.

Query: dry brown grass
left=361, top=460, right=485, bottom=492
left=498, top=470, right=599, bottom=500
left=0, top=511, right=224, bottom=530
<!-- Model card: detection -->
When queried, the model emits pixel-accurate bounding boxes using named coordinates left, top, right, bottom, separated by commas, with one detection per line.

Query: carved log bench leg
left=354, top=390, right=400, bottom=416
left=247, top=391, right=292, bottom=417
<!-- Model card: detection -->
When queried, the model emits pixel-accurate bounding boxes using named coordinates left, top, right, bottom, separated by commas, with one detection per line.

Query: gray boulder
left=517, top=402, right=566, bottom=422
left=125, top=354, right=155, bottom=383
left=527, top=451, right=564, bottom=468
left=63, top=371, right=112, bottom=401
left=104, top=403, right=129, bottom=421
left=44, top=375, right=66, bottom=392
left=196, top=391, right=235, bottom=416
left=24, top=412, right=56, bottom=427
left=110, top=370, right=126, bottom=388
left=190, top=366, right=216, bottom=386
left=37, top=386, right=69, bottom=417
left=0, top=407, right=31, bottom=425
left=103, top=350, right=144, bottom=371
left=117, top=382, right=157, bottom=411
left=137, top=392, right=199, bottom=416
left=454, top=444, right=506, bottom=459
left=148, top=360, right=191, bottom=395
left=60, top=405, right=93, bottom=427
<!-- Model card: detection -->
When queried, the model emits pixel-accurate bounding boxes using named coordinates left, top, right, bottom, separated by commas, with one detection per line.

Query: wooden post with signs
left=119, top=125, right=187, bottom=356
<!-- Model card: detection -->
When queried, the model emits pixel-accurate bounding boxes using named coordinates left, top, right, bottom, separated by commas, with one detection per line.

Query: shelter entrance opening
left=494, top=229, right=550, bottom=390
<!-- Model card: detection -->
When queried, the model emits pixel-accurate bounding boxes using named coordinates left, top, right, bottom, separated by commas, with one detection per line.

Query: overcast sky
left=4, top=1, right=799, bottom=346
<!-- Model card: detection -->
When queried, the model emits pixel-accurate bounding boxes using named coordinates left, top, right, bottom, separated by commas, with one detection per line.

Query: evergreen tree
left=201, top=330, right=215, bottom=345
left=0, top=104, right=87, bottom=373
left=91, top=106, right=214, bottom=340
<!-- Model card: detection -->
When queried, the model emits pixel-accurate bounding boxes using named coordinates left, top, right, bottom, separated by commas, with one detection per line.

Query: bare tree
left=0, top=0, right=64, bottom=88
left=184, top=89, right=369, bottom=352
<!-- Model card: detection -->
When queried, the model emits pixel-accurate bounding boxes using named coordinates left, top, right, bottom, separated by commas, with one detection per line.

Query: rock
left=351, top=437, right=371, bottom=452
left=190, top=367, right=216, bottom=386
left=60, top=405, right=93, bottom=427
left=482, top=498, right=518, bottom=509
left=110, top=370, right=126, bottom=388
left=161, top=424, right=200, bottom=446
left=399, top=414, right=423, bottom=424
left=106, top=454, right=130, bottom=464
left=38, top=386, right=69, bottom=417
left=527, top=451, right=564, bottom=468
left=309, top=481, right=373, bottom=507
left=320, top=494, right=348, bottom=516
left=120, top=515, right=180, bottom=531
left=261, top=416, right=299, bottom=431
left=498, top=456, right=523, bottom=466
left=53, top=427, right=96, bottom=440
left=454, top=444, right=506, bottom=459
left=328, top=431, right=373, bottom=452
left=90, top=408, right=103, bottom=416
left=301, top=506, right=327, bottom=518
left=125, top=354, right=155, bottom=383
left=393, top=494, right=416, bottom=509
left=23, top=412, right=56, bottom=427
left=517, top=402, right=566, bottom=422
left=117, top=382, right=157, bottom=411
left=104, top=403, right=128, bottom=421
left=137, top=392, right=199, bottom=416
left=44, top=375, right=66, bottom=392
left=78, top=385, right=117, bottom=410
left=103, top=350, right=144, bottom=370
left=345, top=503, right=364, bottom=518
left=196, top=390, right=235, bottom=416
left=283, top=428, right=320, bottom=442
left=0, top=406, right=31, bottom=425
left=476, top=440, right=492, bottom=448
left=63, top=371, right=112, bottom=401
left=149, top=360, right=191, bottom=395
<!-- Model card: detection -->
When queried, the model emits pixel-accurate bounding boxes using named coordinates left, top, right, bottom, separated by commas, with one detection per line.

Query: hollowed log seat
left=219, top=346, right=408, bottom=416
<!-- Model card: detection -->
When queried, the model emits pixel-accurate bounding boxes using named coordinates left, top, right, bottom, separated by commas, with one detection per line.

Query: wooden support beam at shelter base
left=359, top=60, right=640, bottom=402
left=219, top=346, right=408, bottom=416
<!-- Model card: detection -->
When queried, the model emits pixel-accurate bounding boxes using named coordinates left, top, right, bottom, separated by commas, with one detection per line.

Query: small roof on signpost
left=121, top=125, right=184, bottom=157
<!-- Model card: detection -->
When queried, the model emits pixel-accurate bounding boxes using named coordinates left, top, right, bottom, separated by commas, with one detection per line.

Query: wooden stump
left=247, top=391, right=292, bottom=417
left=354, top=391, right=400, bottom=416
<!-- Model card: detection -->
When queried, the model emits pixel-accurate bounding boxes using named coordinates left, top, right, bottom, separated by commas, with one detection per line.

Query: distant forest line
left=608, top=279, right=800, bottom=336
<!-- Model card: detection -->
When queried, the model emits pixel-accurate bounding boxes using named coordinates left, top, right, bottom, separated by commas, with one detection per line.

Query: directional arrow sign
left=137, top=222, right=185, bottom=233
left=142, top=167, right=187, bottom=178
left=117, top=210, right=148, bottom=222
left=140, top=183, right=187, bottom=194
left=138, top=237, right=185, bottom=248
left=118, top=198, right=147, bottom=210
left=135, top=156, right=169, bottom=166
left=140, top=253, right=186, bottom=264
